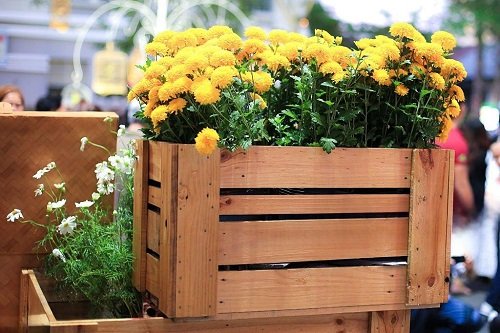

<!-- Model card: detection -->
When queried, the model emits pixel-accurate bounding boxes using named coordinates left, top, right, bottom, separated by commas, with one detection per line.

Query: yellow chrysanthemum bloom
left=372, top=69, right=392, bottom=86
left=164, top=64, right=190, bottom=82
left=395, top=84, right=409, bottom=96
left=195, top=128, right=220, bottom=155
left=438, top=115, right=453, bottom=141
left=153, top=30, right=175, bottom=44
left=319, top=61, right=343, bottom=76
left=440, top=59, right=467, bottom=83
left=376, top=42, right=400, bottom=62
left=192, top=78, right=221, bottom=105
left=217, top=32, right=243, bottom=51
left=145, top=42, right=169, bottom=57
left=144, top=63, right=166, bottom=80
left=211, top=66, right=237, bottom=89
left=150, top=105, right=169, bottom=128
left=186, top=28, right=209, bottom=45
left=315, top=29, right=334, bottom=44
left=144, top=100, right=157, bottom=118
left=209, top=49, right=236, bottom=67
left=355, top=38, right=374, bottom=50
left=428, top=72, right=446, bottom=91
left=276, top=42, right=301, bottom=62
left=158, top=82, right=176, bottom=101
left=239, top=39, right=267, bottom=58
left=157, top=56, right=176, bottom=70
left=330, top=46, right=354, bottom=68
left=250, top=93, right=267, bottom=110
left=302, top=43, right=330, bottom=64
left=207, top=25, right=234, bottom=39
left=172, top=76, right=193, bottom=95
left=167, top=32, right=198, bottom=53
left=409, top=63, right=427, bottom=79
left=332, top=71, right=346, bottom=83
left=268, top=29, right=289, bottom=45
left=185, top=54, right=210, bottom=72
left=288, top=32, right=307, bottom=43
left=431, top=31, right=456, bottom=52
left=167, top=98, right=187, bottom=113
left=413, top=42, right=444, bottom=66
left=261, top=53, right=290, bottom=72
left=445, top=99, right=461, bottom=118
left=244, top=26, right=267, bottom=40
left=448, top=85, right=466, bottom=102
left=389, top=22, right=426, bottom=42
left=242, top=71, right=273, bottom=94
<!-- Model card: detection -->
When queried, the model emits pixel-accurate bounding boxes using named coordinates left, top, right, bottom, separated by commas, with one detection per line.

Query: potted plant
left=127, top=21, right=462, bottom=323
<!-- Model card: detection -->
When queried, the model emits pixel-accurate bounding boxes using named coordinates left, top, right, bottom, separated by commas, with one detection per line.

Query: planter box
left=19, top=269, right=411, bottom=333
left=132, top=141, right=454, bottom=324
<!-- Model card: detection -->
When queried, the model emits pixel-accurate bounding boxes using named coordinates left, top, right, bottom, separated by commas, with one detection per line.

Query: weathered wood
left=146, top=254, right=161, bottom=298
left=220, top=194, right=409, bottom=215
left=132, top=140, right=148, bottom=292
left=217, top=266, right=407, bottom=313
left=369, top=310, right=410, bottom=333
left=218, top=218, right=408, bottom=265
left=148, top=185, right=162, bottom=208
left=407, top=149, right=453, bottom=305
left=147, top=209, right=161, bottom=254
left=220, top=147, right=412, bottom=189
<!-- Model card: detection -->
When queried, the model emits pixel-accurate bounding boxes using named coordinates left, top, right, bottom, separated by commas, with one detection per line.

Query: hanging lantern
left=50, top=0, right=71, bottom=32
left=92, top=42, right=128, bottom=96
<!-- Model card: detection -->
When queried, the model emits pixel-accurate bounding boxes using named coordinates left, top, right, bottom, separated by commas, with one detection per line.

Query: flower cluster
left=129, top=23, right=467, bottom=153
left=6, top=124, right=141, bottom=317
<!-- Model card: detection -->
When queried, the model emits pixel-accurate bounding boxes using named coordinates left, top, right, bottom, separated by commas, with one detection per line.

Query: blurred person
left=0, top=84, right=25, bottom=111
left=35, top=94, right=62, bottom=111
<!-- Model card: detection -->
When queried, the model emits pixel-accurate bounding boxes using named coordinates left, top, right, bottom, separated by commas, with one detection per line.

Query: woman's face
left=2, top=91, right=24, bottom=111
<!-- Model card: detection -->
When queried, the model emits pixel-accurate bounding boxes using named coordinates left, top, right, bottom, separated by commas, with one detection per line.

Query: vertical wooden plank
left=174, top=144, right=219, bottom=317
left=159, top=143, right=178, bottom=316
left=132, top=140, right=149, bottom=291
left=18, top=270, right=29, bottom=333
left=407, top=149, right=453, bottom=305
left=443, top=150, right=454, bottom=301
left=369, top=310, right=410, bottom=333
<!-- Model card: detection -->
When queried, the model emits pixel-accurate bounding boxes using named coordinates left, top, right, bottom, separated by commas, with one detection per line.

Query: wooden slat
left=173, top=145, right=220, bottom=317
left=218, top=218, right=408, bottom=265
left=147, top=209, right=161, bottom=254
left=406, top=149, right=453, bottom=305
left=148, top=185, right=162, bottom=208
left=132, top=140, right=148, bottom=291
left=148, top=140, right=162, bottom=182
left=220, top=194, right=409, bottom=215
left=220, top=147, right=412, bottom=188
left=369, top=310, right=410, bottom=333
left=146, top=254, right=161, bottom=298
left=217, top=266, right=407, bottom=313
left=444, top=150, right=455, bottom=300
left=159, top=143, right=177, bottom=317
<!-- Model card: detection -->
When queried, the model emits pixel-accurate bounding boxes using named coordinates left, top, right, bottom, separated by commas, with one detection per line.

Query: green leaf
left=320, top=137, right=337, bottom=153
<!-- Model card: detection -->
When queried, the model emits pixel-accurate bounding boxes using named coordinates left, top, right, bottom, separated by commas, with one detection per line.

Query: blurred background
left=0, top=0, right=498, bottom=133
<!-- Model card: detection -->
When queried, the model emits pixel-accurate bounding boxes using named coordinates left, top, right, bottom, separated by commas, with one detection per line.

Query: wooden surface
left=407, top=149, right=453, bottom=305
left=370, top=310, right=411, bottom=333
left=0, top=111, right=117, bottom=333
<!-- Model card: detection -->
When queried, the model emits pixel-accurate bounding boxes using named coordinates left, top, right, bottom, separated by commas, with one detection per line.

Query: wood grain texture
left=220, top=147, right=412, bottom=189
left=147, top=209, right=161, bottom=254
left=369, top=310, right=410, bottom=333
left=406, top=149, right=453, bottom=305
left=218, top=218, right=408, bottom=265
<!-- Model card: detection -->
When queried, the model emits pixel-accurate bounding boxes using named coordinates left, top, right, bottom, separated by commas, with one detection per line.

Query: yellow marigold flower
left=431, top=31, right=456, bottom=52
left=395, top=84, right=409, bottom=96
left=207, top=25, right=234, bottom=39
left=239, top=39, right=267, bottom=59
left=288, top=32, right=307, bottom=43
left=372, top=69, right=392, bottom=86
left=445, top=99, right=461, bottom=118
left=153, top=30, right=175, bottom=44
left=448, top=85, right=465, bottom=102
left=150, top=105, right=169, bottom=128
left=389, top=22, right=426, bottom=42
left=332, top=71, right=346, bottom=83
left=157, top=56, right=176, bottom=69
left=144, top=100, right=157, bottom=117
left=440, top=59, right=467, bottom=83
left=144, top=63, right=166, bottom=80
left=250, top=93, right=267, bottom=110
left=217, top=33, right=242, bottom=51
left=211, top=66, right=237, bottom=89
left=330, top=46, right=353, bottom=68
left=192, top=78, right=221, bottom=105
left=167, top=97, right=187, bottom=113
left=209, top=49, right=236, bottom=67
left=148, top=86, right=160, bottom=103
left=185, top=54, right=210, bottom=72
left=302, top=43, right=330, bottom=64
left=438, top=115, right=453, bottom=141
left=413, top=42, right=444, bottom=66
left=319, top=61, right=343, bottom=76
left=172, top=76, right=193, bottom=95
left=315, top=29, right=334, bottom=44
left=242, top=71, right=273, bottom=94
left=376, top=42, right=400, bottom=62
left=158, top=82, right=176, bottom=101
left=268, top=29, right=290, bottom=45
left=374, top=35, right=394, bottom=44
left=165, top=64, right=190, bottom=82
left=277, top=42, right=301, bottom=61
left=410, top=63, right=427, bottom=79
left=245, top=26, right=267, bottom=40
left=360, top=53, right=385, bottom=71
left=167, top=32, right=198, bottom=53
left=355, top=38, right=373, bottom=50
left=145, top=41, right=169, bottom=57
left=262, top=53, right=290, bottom=72
left=195, top=128, right=220, bottom=155
left=186, top=28, right=209, bottom=45
left=428, top=72, right=446, bottom=91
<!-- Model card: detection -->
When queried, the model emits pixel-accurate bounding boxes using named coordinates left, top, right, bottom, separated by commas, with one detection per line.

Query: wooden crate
left=132, top=142, right=454, bottom=323
left=0, top=110, right=117, bottom=333
left=19, top=269, right=410, bottom=333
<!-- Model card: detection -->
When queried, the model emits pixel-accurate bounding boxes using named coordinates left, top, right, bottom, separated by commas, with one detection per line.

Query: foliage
left=129, top=23, right=468, bottom=154
left=6, top=122, right=141, bottom=318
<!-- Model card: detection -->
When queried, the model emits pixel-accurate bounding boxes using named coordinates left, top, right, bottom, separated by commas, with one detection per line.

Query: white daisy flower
left=34, top=184, right=44, bottom=197
left=52, top=248, right=66, bottom=263
left=80, top=137, right=88, bottom=152
left=54, top=182, right=65, bottom=190
left=75, top=200, right=93, bottom=208
left=91, top=192, right=100, bottom=201
left=47, top=199, right=66, bottom=211
left=117, top=125, right=126, bottom=137
left=57, top=216, right=77, bottom=235
left=6, top=209, right=23, bottom=222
